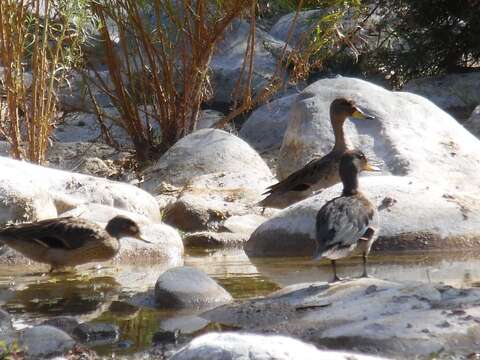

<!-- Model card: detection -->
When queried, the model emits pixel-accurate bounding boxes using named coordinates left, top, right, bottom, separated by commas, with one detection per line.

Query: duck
left=259, top=98, right=375, bottom=210
left=0, top=215, right=150, bottom=272
left=314, top=149, right=379, bottom=282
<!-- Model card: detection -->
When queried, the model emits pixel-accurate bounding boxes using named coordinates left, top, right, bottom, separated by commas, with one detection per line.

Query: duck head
left=105, top=216, right=151, bottom=243
left=340, top=150, right=379, bottom=195
left=330, top=98, right=375, bottom=124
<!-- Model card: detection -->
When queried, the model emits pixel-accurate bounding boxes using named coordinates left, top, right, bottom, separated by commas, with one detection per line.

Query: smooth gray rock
left=210, top=20, right=288, bottom=104
left=170, top=332, right=387, bottom=360
left=0, top=309, right=15, bottom=345
left=155, top=266, right=232, bottom=309
left=20, top=325, right=75, bottom=359
left=142, top=129, right=274, bottom=191
left=202, top=278, right=480, bottom=358
left=240, top=94, right=297, bottom=152
left=73, top=322, right=119, bottom=345
left=403, top=73, right=480, bottom=112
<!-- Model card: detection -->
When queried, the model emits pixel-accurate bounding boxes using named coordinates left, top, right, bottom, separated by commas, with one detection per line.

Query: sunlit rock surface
left=0, top=156, right=160, bottom=221
left=249, top=77, right=480, bottom=256
left=170, top=332, right=389, bottom=360
left=202, top=278, right=480, bottom=359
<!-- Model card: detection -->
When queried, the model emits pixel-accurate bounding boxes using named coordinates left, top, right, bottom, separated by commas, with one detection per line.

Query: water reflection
left=1, top=248, right=480, bottom=355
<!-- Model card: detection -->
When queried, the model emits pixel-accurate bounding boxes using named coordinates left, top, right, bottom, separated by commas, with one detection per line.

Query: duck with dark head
left=259, top=98, right=375, bottom=210
left=314, top=149, right=379, bottom=282
left=0, top=215, right=151, bottom=272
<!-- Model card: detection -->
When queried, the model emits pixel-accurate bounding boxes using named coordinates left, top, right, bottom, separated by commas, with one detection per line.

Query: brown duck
left=0, top=215, right=150, bottom=272
left=259, top=98, right=375, bottom=209
left=314, top=150, right=379, bottom=282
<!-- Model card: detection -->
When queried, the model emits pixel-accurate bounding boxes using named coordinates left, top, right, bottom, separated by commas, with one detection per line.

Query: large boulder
left=0, top=156, right=160, bottom=221
left=239, top=94, right=298, bottom=152
left=170, top=332, right=386, bottom=360
left=142, top=129, right=273, bottom=191
left=464, top=105, right=480, bottom=138
left=403, top=73, right=480, bottom=114
left=20, top=325, right=75, bottom=359
left=202, top=278, right=480, bottom=358
left=255, top=77, right=480, bottom=255
left=210, top=20, right=287, bottom=104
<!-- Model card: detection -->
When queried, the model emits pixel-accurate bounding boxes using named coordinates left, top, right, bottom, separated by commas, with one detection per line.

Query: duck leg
left=331, top=260, right=342, bottom=282
left=361, top=252, right=370, bottom=278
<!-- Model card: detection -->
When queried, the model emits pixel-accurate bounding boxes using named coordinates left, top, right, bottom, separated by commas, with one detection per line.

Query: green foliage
left=364, top=0, right=480, bottom=87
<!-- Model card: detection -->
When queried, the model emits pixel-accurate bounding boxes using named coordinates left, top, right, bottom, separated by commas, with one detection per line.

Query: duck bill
left=351, top=107, right=375, bottom=120
left=364, top=163, right=381, bottom=172
left=134, top=234, right=152, bottom=244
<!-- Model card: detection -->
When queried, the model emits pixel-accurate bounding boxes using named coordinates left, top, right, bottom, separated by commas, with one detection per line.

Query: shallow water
left=2, top=248, right=480, bottom=356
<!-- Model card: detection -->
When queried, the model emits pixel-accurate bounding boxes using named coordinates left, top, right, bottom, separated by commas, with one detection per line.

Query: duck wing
left=314, top=194, right=376, bottom=260
left=0, top=217, right=103, bottom=250
left=264, top=152, right=342, bottom=195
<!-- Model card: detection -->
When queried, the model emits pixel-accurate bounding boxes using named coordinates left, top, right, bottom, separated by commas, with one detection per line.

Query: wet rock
left=159, top=315, right=210, bottom=335
left=142, top=129, right=274, bottom=191
left=210, top=20, right=287, bottom=104
left=240, top=94, right=298, bottom=152
left=0, top=309, right=15, bottom=345
left=403, top=73, right=480, bottom=113
left=155, top=266, right=232, bottom=309
left=152, top=329, right=179, bottom=345
left=73, top=322, right=119, bottom=345
left=202, top=278, right=480, bottom=358
left=42, top=316, right=80, bottom=337
left=0, top=156, right=160, bottom=222
left=170, top=332, right=386, bottom=360
left=20, top=325, right=75, bottom=359
left=184, top=231, right=248, bottom=247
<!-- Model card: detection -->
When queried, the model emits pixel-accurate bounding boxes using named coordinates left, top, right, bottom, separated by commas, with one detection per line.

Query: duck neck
left=341, top=165, right=359, bottom=196
left=331, top=112, right=347, bottom=150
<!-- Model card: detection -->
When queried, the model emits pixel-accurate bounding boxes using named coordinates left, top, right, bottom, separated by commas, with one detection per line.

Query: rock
left=0, top=309, right=15, bottom=345
left=20, top=325, right=75, bottom=359
left=240, top=94, right=298, bottom=152
left=223, top=214, right=267, bottom=236
left=270, top=10, right=325, bottom=47
left=0, top=156, right=160, bottom=222
left=210, top=20, right=288, bottom=104
left=202, top=278, right=480, bottom=358
left=0, top=173, right=57, bottom=225
left=246, top=176, right=480, bottom=257
left=170, top=332, right=386, bottom=360
left=159, top=315, right=210, bottom=335
left=114, top=222, right=184, bottom=263
left=60, top=203, right=150, bottom=224
left=260, top=77, right=480, bottom=254
left=73, top=322, right=119, bottom=345
left=403, top=73, right=480, bottom=113
left=152, top=330, right=179, bottom=345
left=184, top=231, right=248, bottom=247
left=154, top=266, right=232, bottom=309
left=42, top=316, right=80, bottom=337
left=196, top=110, right=225, bottom=130
left=142, top=129, right=274, bottom=191
left=464, top=105, right=480, bottom=138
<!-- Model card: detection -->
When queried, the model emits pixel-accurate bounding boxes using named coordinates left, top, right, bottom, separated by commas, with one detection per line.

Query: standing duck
left=259, top=98, right=375, bottom=209
left=0, top=215, right=150, bottom=272
left=314, top=150, right=379, bottom=282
